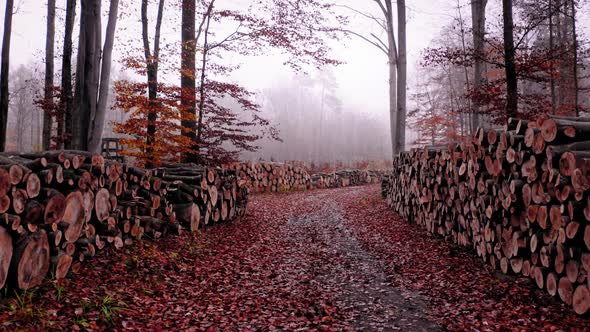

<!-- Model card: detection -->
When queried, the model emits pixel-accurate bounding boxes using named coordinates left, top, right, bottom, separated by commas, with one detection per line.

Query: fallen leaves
left=340, top=185, right=590, bottom=331
left=1, top=185, right=588, bottom=331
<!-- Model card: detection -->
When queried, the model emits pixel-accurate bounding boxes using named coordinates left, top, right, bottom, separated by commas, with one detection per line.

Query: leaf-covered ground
left=1, top=185, right=589, bottom=331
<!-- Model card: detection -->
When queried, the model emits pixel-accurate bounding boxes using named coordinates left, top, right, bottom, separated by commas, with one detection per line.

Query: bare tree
left=455, top=0, right=472, bottom=134
left=570, top=0, right=579, bottom=116
left=503, top=0, right=518, bottom=118
left=181, top=0, right=197, bottom=162
left=137, top=0, right=165, bottom=166
left=73, top=0, right=119, bottom=152
left=194, top=0, right=215, bottom=162
left=471, top=0, right=487, bottom=130
left=88, top=0, right=120, bottom=153
left=10, top=65, right=38, bottom=151
left=72, top=0, right=100, bottom=151
left=0, top=0, right=14, bottom=151
left=340, top=0, right=407, bottom=157
left=549, top=0, right=556, bottom=114
left=61, top=0, right=76, bottom=149
left=42, top=0, right=56, bottom=150
left=394, top=0, right=407, bottom=154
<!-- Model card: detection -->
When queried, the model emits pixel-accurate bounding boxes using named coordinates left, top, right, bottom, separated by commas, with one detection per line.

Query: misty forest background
left=0, top=0, right=589, bottom=169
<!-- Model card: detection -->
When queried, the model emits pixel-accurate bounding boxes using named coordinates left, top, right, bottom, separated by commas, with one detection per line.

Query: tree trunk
left=388, top=55, right=397, bottom=158
left=395, top=0, right=407, bottom=154
left=72, top=0, right=100, bottom=151
left=42, top=0, right=56, bottom=151
left=16, top=100, right=24, bottom=150
left=384, top=0, right=397, bottom=158
left=549, top=0, right=556, bottom=114
left=502, top=0, right=518, bottom=119
left=88, top=0, right=120, bottom=154
left=456, top=0, right=472, bottom=134
left=181, top=0, right=197, bottom=163
left=571, top=0, right=579, bottom=117
left=0, top=0, right=14, bottom=152
left=471, top=0, right=487, bottom=131
left=61, top=0, right=76, bottom=150
left=196, top=15, right=212, bottom=160
left=141, top=0, right=164, bottom=167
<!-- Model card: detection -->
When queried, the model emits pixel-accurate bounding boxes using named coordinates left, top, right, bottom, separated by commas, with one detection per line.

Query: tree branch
left=336, top=4, right=386, bottom=32
left=341, top=29, right=389, bottom=56
left=196, top=0, right=215, bottom=45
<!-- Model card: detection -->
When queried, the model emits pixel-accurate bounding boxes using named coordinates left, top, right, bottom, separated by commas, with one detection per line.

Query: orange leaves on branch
left=113, top=80, right=197, bottom=167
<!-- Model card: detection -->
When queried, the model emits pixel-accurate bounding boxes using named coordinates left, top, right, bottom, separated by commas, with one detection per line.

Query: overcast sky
left=0, top=0, right=461, bottom=119
left=2, top=0, right=590, bottom=115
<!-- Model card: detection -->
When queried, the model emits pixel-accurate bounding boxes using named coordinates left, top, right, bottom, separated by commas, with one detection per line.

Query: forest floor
left=1, top=185, right=590, bottom=331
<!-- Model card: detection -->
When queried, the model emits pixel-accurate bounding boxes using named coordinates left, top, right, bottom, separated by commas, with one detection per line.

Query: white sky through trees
left=0, top=0, right=454, bottom=117
left=2, top=0, right=589, bottom=152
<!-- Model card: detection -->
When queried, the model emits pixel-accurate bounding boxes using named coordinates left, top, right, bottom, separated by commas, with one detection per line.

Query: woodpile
left=232, top=162, right=312, bottom=193
left=153, top=163, right=247, bottom=227
left=312, top=170, right=381, bottom=188
left=382, top=114, right=590, bottom=315
left=233, top=162, right=384, bottom=193
left=0, top=151, right=246, bottom=291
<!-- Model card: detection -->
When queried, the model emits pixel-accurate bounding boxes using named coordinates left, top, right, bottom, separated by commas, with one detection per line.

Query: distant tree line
left=415, top=0, right=587, bottom=145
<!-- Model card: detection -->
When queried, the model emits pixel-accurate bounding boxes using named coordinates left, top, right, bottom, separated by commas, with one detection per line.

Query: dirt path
left=3, top=185, right=590, bottom=331
left=282, top=191, right=438, bottom=331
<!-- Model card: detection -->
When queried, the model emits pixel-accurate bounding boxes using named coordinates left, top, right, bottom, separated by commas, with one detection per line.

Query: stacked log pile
left=381, top=114, right=590, bottom=315
left=232, top=162, right=312, bottom=193
left=233, top=162, right=384, bottom=193
left=153, top=163, right=247, bottom=228
left=312, top=170, right=381, bottom=189
left=0, top=151, right=246, bottom=291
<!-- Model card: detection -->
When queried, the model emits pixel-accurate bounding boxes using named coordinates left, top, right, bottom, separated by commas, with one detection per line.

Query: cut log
left=41, top=189, right=66, bottom=224
left=0, top=168, right=10, bottom=198
left=0, top=226, right=12, bottom=289
left=173, top=203, right=200, bottom=232
left=547, top=272, right=558, bottom=296
left=9, top=230, right=50, bottom=290
left=23, top=172, right=41, bottom=199
left=62, top=192, right=85, bottom=243
left=559, top=277, right=574, bottom=305
left=0, top=195, right=10, bottom=213
left=94, top=188, right=110, bottom=222
left=567, top=260, right=580, bottom=283
left=11, top=188, right=27, bottom=214
left=573, top=285, right=590, bottom=315
left=51, top=251, right=72, bottom=280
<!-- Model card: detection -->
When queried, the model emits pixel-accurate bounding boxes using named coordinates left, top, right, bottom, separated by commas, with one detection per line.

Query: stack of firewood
left=154, top=163, right=247, bottom=228
left=382, top=114, right=590, bottom=315
left=312, top=170, right=381, bottom=189
left=0, top=151, right=246, bottom=291
left=232, top=162, right=312, bottom=193
left=233, top=162, right=384, bottom=193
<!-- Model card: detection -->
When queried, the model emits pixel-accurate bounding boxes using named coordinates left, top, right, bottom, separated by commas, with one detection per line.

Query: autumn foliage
left=113, top=80, right=196, bottom=167
left=412, top=0, right=587, bottom=148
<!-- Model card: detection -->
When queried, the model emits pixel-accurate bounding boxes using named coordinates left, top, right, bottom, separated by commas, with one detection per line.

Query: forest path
left=5, top=185, right=590, bottom=331
left=278, top=188, right=438, bottom=331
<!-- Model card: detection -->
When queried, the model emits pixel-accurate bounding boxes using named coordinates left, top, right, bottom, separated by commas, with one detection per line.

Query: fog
left=3, top=0, right=587, bottom=163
